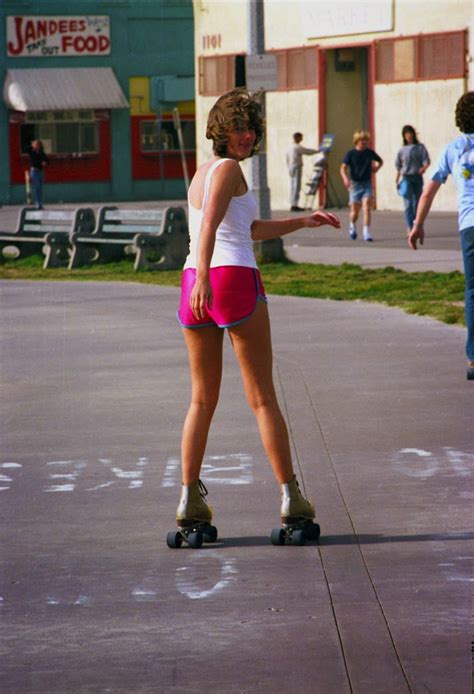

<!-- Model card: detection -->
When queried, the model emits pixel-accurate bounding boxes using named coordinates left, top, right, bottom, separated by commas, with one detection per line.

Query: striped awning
left=3, top=67, right=129, bottom=112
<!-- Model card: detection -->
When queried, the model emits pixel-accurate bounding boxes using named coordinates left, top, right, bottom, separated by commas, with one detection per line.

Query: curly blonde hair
left=206, top=89, right=264, bottom=157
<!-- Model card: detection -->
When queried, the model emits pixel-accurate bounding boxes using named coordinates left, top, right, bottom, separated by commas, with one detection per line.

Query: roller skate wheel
left=291, top=528, right=306, bottom=546
left=167, top=531, right=183, bottom=549
left=304, top=521, right=321, bottom=542
left=203, top=525, right=218, bottom=543
left=271, top=528, right=285, bottom=545
left=187, top=530, right=203, bottom=549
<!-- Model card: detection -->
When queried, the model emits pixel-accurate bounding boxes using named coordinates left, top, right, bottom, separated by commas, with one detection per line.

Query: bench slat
left=104, top=210, right=164, bottom=221
left=23, top=224, right=71, bottom=232
left=25, top=211, right=75, bottom=221
left=101, top=224, right=161, bottom=234
left=78, top=237, right=131, bottom=245
left=0, top=235, right=46, bottom=242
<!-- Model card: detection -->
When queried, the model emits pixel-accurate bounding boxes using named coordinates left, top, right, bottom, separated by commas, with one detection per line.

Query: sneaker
left=349, top=226, right=357, bottom=240
left=291, top=206, right=305, bottom=212
left=467, top=361, right=474, bottom=381
left=363, top=231, right=373, bottom=242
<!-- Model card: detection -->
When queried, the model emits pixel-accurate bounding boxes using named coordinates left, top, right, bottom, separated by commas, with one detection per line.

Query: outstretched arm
left=407, top=179, right=441, bottom=250
left=301, top=146, right=319, bottom=156
left=251, top=210, right=340, bottom=241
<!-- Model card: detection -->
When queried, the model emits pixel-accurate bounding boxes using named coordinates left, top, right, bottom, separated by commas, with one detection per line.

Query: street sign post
left=245, top=53, right=278, bottom=92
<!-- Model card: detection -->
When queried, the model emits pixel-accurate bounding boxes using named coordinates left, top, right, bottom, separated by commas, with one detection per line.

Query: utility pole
left=247, top=0, right=284, bottom=261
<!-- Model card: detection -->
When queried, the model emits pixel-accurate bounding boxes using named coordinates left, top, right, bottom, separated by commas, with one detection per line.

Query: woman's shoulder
left=214, top=157, right=241, bottom=172
left=193, top=158, right=238, bottom=185
left=210, top=158, right=243, bottom=187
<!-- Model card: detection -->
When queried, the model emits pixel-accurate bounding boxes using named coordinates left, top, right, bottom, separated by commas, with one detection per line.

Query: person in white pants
left=286, top=133, right=319, bottom=211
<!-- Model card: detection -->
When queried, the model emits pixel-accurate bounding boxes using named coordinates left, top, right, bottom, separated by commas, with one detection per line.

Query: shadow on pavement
left=204, top=531, right=474, bottom=548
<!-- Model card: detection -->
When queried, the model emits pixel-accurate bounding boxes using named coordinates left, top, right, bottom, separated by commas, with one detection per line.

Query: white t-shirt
left=184, top=158, right=259, bottom=269
left=286, top=143, right=318, bottom=174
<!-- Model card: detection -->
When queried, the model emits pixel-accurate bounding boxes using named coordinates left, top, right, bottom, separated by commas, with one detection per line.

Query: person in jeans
left=395, top=125, right=430, bottom=235
left=27, top=140, right=49, bottom=209
left=340, top=130, right=383, bottom=242
left=408, top=92, right=474, bottom=380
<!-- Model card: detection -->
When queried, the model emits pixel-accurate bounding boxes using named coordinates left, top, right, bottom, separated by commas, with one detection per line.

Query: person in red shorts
left=172, top=88, right=340, bottom=543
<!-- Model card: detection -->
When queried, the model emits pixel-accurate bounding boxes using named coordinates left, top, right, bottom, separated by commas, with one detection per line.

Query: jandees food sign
left=7, top=16, right=110, bottom=57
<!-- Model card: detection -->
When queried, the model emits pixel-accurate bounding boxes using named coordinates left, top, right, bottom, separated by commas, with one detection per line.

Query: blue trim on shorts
left=176, top=268, right=267, bottom=330
left=176, top=310, right=216, bottom=329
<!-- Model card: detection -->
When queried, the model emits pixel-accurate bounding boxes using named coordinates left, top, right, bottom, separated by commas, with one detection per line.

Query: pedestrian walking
left=408, top=92, right=474, bottom=380
left=340, top=130, right=383, bottom=242
left=286, top=132, right=319, bottom=211
left=395, top=125, right=430, bottom=236
left=26, top=140, right=49, bottom=209
left=169, top=89, right=340, bottom=548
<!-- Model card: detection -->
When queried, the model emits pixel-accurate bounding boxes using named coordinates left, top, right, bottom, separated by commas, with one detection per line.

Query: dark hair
left=402, top=125, right=419, bottom=145
left=455, top=92, right=474, bottom=133
left=293, top=132, right=303, bottom=142
left=206, top=88, right=264, bottom=157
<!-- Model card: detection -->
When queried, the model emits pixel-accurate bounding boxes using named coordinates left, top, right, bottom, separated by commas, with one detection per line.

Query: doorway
left=319, top=45, right=373, bottom=207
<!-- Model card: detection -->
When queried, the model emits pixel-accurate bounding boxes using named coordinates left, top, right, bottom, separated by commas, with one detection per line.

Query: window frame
left=198, top=54, right=238, bottom=96
left=375, top=30, right=466, bottom=84
left=198, top=46, right=318, bottom=96
left=20, top=110, right=100, bottom=156
left=138, top=116, right=196, bottom=155
left=268, top=45, right=318, bottom=91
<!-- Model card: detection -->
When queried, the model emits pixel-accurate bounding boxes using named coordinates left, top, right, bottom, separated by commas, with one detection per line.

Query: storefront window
left=375, top=30, right=466, bottom=83
left=20, top=110, right=99, bottom=154
left=140, top=119, right=195, bottom=152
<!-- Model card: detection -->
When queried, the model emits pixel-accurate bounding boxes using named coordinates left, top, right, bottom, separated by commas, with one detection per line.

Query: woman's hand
left=408, top=223, right=424, bottom=250
left=189, top=277, right=213, bottom=320
left=304, top=211, right=341, bottom=229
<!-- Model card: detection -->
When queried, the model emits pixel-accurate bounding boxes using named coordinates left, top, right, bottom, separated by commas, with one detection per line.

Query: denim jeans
left=349, top=181, right=372, bottom=204
left=30, top=168, right=43, bottom=208
left=402, top=174, right=423, bottom=229
left=460, top=225, right=474, bottom=361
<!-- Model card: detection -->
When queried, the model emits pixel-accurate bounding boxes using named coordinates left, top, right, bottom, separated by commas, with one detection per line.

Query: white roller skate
left=166, top=479, right=218, bottom=549
left=271, top=476, right=320, bottom=546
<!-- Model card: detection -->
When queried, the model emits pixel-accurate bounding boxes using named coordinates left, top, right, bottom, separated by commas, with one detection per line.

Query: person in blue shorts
left=340, top=130, right=383, bottom=242
left=408, top=92, right=474, bottom=380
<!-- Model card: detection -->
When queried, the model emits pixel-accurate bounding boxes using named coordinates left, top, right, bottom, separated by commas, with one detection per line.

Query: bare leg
left=228, top=301, right=294, bottom=484
left=350, top=201, right=361, bottom=224
left=362, top=196, right=372, bottom=226
left=181, top=326, right=224, bottom=484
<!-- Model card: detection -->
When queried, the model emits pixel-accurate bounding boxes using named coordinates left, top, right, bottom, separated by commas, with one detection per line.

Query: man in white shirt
left=286, top=132, right=319, bottom=211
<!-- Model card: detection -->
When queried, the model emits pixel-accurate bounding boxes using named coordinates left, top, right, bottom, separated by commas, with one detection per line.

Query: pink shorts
left=177, top=266, right=267, bottom=329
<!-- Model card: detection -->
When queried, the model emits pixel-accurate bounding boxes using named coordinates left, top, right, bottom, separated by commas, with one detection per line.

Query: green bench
left=0, top=207, right=95, bottom=269
left=69, top=206, right=189, bottom=271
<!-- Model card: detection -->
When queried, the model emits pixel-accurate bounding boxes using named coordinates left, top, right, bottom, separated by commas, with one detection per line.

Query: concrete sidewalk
left=277, top=208, right=463, bottom=273
left=0, top=202, right=464, bottom=273
left=0, top=280, right=472, bottom=693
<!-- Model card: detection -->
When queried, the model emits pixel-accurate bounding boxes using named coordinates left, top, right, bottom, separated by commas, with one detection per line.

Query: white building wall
left=266, top=90, right=319, bottom=210
left=375, top=78, right=466, bottom=212
left=193, top=0, right=472, bottom=212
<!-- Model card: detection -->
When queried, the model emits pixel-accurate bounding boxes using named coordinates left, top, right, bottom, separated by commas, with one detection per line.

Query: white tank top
left=184, top=158, right=259, bottom=269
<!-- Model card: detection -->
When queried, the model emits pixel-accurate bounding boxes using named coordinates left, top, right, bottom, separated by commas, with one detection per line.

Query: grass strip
left=0, top=255, right=465, bottom=327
